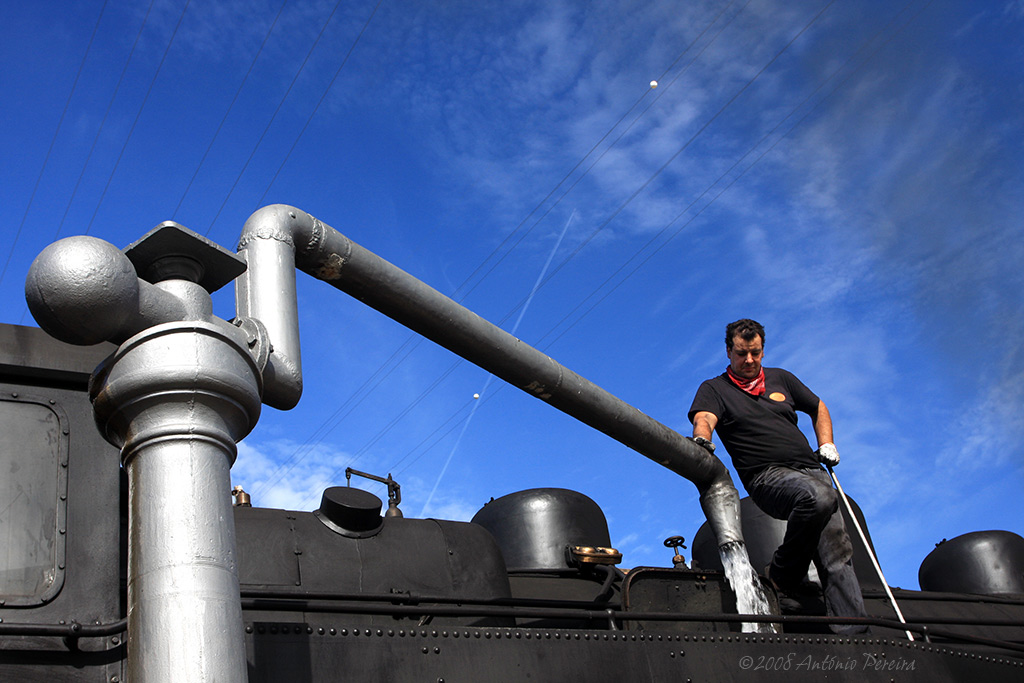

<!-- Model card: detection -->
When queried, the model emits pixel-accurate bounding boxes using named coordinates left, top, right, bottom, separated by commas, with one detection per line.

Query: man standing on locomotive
left=687, top=318, right=868, bottom=634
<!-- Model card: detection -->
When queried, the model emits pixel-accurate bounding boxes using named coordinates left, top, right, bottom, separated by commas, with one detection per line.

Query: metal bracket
left=345, top=468, right=403, bottom=518
left=124, top=221, right=246, bottom=293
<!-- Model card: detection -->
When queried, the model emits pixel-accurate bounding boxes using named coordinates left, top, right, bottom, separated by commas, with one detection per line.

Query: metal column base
left=91, top=321, right=262, bottom=683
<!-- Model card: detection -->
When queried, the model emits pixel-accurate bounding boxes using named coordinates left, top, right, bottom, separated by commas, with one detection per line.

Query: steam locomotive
left=1, top=206, right=1022, bottom=681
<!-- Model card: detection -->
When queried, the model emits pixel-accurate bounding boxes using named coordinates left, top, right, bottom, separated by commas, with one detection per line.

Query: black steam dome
left=919, top=530, right=1024, bottom=595
left=315, top=486, right=384, bottom=538
left=472, top=488, right=612, bottom=571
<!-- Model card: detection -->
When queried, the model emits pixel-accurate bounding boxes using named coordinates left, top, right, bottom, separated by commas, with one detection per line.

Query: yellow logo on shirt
left=768, top=392, right=786, bottom=402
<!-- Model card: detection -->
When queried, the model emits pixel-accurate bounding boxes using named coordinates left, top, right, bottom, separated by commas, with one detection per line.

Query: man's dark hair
left=725, top=318, right=765, bottom=351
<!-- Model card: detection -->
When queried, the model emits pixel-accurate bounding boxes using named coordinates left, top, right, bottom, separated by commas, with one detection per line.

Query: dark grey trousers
left=747, top=464, right=869, bottom=635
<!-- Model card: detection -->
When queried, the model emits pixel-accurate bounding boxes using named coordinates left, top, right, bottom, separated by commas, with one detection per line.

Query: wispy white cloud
left=938, top=366, right=1024, bottom=470
left=234, top=437, right=360, bottom=511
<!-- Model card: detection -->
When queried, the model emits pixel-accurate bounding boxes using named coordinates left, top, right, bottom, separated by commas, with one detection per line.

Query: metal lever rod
left=827, top=465, right=915, bottom=641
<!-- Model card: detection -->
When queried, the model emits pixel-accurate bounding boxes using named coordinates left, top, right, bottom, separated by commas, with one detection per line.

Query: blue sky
left=1, top=0, right=1021, bottom=590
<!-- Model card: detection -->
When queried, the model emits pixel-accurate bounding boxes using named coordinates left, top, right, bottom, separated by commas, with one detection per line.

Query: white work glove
left=817, top=442, right=840, bottom=467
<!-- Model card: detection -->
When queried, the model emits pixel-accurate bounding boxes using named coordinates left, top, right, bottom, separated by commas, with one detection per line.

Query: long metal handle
left=827, top=465, right=915, bottom=641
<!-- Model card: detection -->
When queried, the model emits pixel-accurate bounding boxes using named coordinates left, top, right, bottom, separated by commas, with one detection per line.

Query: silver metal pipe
left=91, top=321, right=261, bottom=682
left=235, top=213, right=303, bottom=409
left=237, top=204, right=744, bottom=545
left=27, top=236, right=260, bottom=683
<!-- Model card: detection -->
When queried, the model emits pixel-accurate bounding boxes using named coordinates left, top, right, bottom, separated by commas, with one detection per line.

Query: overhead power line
left=203, top=0, right=345, bottom=236
left=51, top=0, right=157, bottom=244
left=0, top=0, right=110, bottom=287
left=84, top=0, right=194, bottom=235
left=534, top=0, right=932, bottom=355
left=450, top=0, right=750, bottom=306
left=256, top=0, right=385, bottom=209
left=376, top=0, right=931, bottom=507
left=293, top=0, right=876, bottom=504
left=173, top=1, right=290, bottom=220
left=254, top=0, right=751, bottom=495
left=500, top=0, right=840, bottom=321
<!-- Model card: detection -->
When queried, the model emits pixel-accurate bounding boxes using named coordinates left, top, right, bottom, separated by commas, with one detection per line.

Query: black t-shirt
left=688, top=367, right=820, bottom=486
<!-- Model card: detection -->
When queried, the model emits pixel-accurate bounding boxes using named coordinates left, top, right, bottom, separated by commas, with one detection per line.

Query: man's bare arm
left=692, top=411, right=718, bottom=441
left=812, top=400, right=834, bottom=448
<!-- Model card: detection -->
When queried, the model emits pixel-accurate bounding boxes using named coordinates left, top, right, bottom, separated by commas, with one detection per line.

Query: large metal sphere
left=25, top=236, right=140, bottom=345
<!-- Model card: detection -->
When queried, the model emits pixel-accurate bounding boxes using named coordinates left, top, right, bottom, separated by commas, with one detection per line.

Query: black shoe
left=764, top=563, right=820, bottom=598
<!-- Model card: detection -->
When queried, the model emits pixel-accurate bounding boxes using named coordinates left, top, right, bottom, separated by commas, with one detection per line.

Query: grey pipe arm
left=237, top=205, right=743, bottom=545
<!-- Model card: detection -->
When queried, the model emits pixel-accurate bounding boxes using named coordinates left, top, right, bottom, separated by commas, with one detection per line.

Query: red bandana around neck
left=727, top=366, right=766, bottom=396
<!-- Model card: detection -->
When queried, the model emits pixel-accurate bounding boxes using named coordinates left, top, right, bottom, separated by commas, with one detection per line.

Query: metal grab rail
left=0, top=618, right=127, bottom=638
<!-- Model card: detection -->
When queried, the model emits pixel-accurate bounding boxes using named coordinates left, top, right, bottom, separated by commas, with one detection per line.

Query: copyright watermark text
left=738, top=652, right=916, bottom=673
